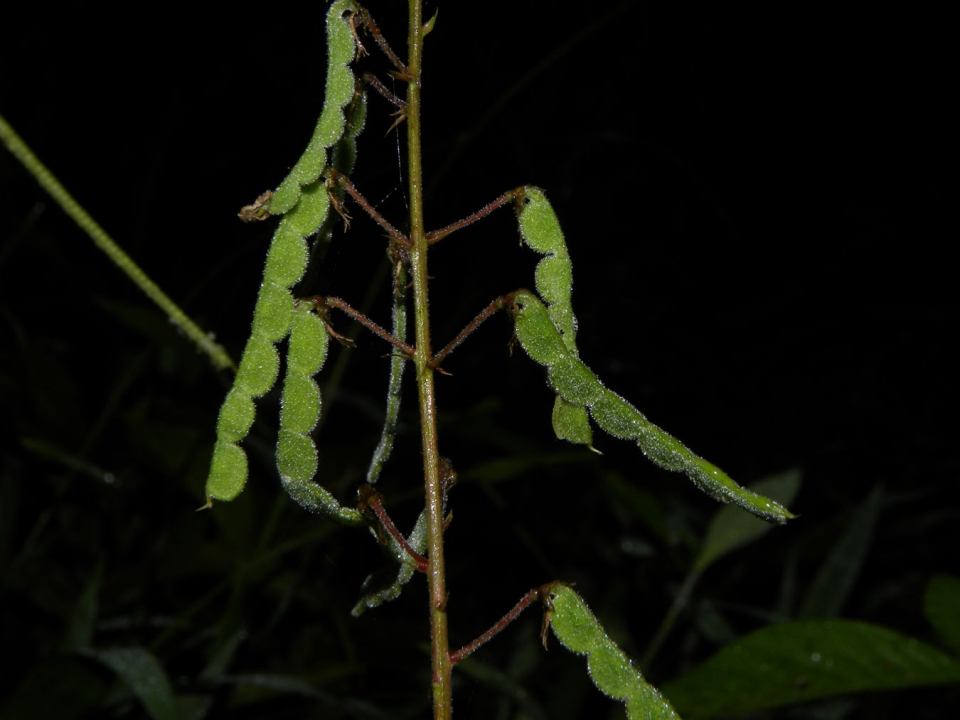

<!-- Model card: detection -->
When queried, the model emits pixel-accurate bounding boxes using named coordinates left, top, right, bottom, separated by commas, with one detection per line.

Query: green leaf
left=85, top=647, right=179, bottom=720
left=662, top=619, right=960, bottom=719
left=925, top=574, right=960, bottom=656
left=693, top=469, right=802, bottom=573
left=799, top=485, right=882, bottom=618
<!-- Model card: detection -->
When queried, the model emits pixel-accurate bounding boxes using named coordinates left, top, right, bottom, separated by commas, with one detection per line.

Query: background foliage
left=1, top=2, right=956, bottom=718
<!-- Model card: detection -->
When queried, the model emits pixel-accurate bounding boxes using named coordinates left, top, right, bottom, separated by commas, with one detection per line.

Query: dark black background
left=1, top=2, right=956, bottom=718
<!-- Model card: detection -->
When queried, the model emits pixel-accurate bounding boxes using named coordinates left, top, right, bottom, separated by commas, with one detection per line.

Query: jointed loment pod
left=204, top=0, right=365, bottom=504
left=512, top=188, right=794, bottom=524
left=276, top=301, right=364, bottom=524
left=545, top=584, right=679, bottom=720
left=6, top=0, right=800, bottom=717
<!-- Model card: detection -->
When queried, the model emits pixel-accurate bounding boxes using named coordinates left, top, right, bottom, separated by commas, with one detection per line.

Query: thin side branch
left=308, top=296, right=416, bottom=356
left=429, top=295, right=512, bottom=370
left=363, top=73, right=409, bottom=135
left=364, top=73, right=407, bottom=110
left=358, top=5, right=410, bottom=78
left=449, top=585, right=550, bottom=665
left=426, top=191, right=515, bottom=245
left=360, top=486, right=429, bottom=573
left=328, top=170, right=411, bottom=248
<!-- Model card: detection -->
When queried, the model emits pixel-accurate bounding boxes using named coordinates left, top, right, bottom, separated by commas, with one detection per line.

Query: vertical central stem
left=405, top=2, right=452, bottom=718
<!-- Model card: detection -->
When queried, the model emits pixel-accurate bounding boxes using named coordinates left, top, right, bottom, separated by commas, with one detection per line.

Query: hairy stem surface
left=405, top=1, right=452, bottom=717
left=0, top=113, right=234, bottom=372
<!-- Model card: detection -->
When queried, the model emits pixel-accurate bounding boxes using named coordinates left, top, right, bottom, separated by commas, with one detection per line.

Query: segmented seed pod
left=352, top=510, right=428, bottom=616
left=204, top=191, right=328, bottom=502
left=546, top=585, right=679, bottom=720
left=366, top=263, right=408, bottom=485
left=517, top=186, right=577, bottom=348
left=204, top=0, right=363, bottom=503
left=512, top=195, right=794, bottom=524
left=276, top=303, right=363, bottom=524
left=271, top=0, right=365, bottom=214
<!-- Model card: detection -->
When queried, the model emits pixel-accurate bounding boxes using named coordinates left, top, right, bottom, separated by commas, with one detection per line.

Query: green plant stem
left=0, top=112, right=235, bottom=372
left=404, top=2, right=452, bottom=718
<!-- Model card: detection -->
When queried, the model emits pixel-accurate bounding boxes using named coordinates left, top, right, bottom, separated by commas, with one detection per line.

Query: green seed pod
left=551, top=397, right=594, bottom=449
left=204, top=2, right=364, bottom=506
left=279, top=375, right=320, bottom=435
left=216, top=389, right=255, bottom=444
left=332, top=90, right=366, bottom=172
left=284, top=180, right=333, bottom=238
left=252, top=281, right=294, bottom=342
left=517, top=187, right=578, bottom=349
left=271, top=0, right=363, bottom=214
left=276, top=429, right=318, bottom=486
left=234, top=336, right=280, bottom=399
left=367, top=264, right=409, bottom=485
left=287, top=307, right=328, bottom=377
left=546, top=585, right=678, bottom=720
left=588, top=389, right=643, bottom=439
left=534, top=254, right=573, bottom=314
left=279, top=469, right=364, bottom=525
left=352, top=509, right=427, bottom=616
left=205, top=441, right=249, bottom=502
left=547, top=354, right=604, bottom=407
left=512, top=190, right=795, bottom=524
left=518, top=187, right=566, bottom=255
left=589, top=388, right=796, bottom=523
left=274, top=303, right=363, bottom=525
left=512, top=290, right=567, bottom=367
left=263, top=224, right=310, bottom=289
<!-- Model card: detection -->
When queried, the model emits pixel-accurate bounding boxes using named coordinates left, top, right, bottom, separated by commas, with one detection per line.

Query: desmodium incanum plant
left=199, top=3, right=792, bottom=718
left=0, top=2, right=794, bottom=718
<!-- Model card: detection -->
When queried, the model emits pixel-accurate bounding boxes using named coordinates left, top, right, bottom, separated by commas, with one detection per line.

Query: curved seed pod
left=548, top=354, right=604, bottom=407
left=591, top=387, right=795, bottom=523
left=216, top=390, right=255, bottom=443
left=204, top=0, right=362, bottom=504
left=277, top=303, right=363, bottom=525
left=271, top=0, right=363, bottom=214
left=352, top=510, right=428, bottom=616
left=512, top=226, right=794, bottom=524
left=205, top=441, right=249, bottom=502
left=546, top=585, right=678, bottom=720
left=297, top=90, right=368, bottom=294
left=366, top=263, right=408, bottom=485
left=354, top=459, right=453, bottom=615
left=204, top=186, right=329, bottom=503
left=332, top=85, right=367, bottom=177
left=517, top=187, right=577, bottom=348
left=512, top=290, right=567, bottom=366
